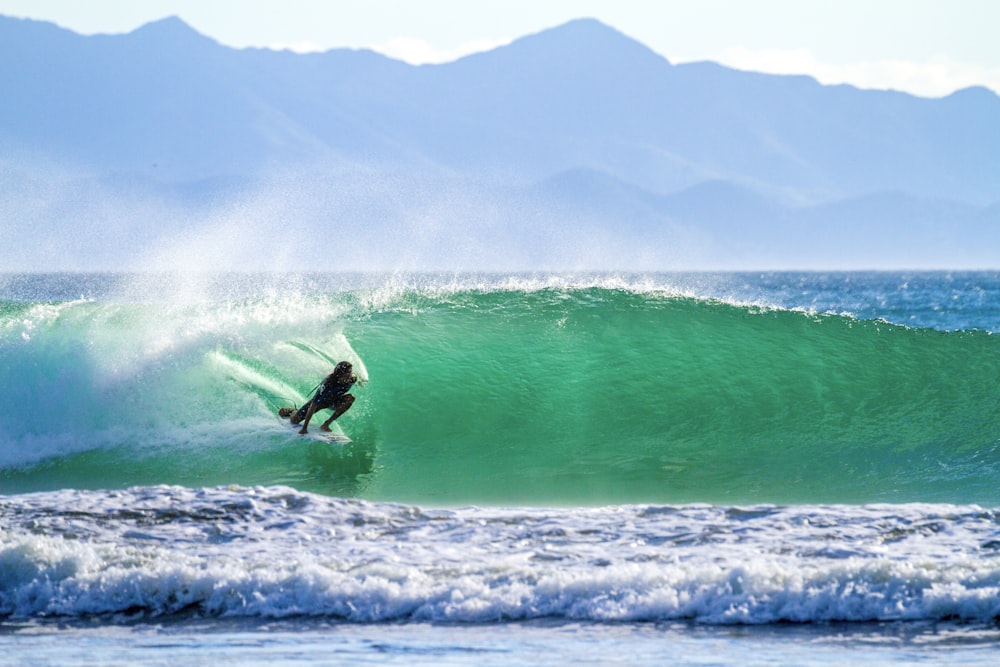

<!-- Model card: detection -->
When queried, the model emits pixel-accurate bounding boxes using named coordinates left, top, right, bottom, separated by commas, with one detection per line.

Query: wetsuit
left=294, top=377, right=355, bottom=422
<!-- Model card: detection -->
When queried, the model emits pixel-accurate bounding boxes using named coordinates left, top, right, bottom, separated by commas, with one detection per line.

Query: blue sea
left=2, top=271, right=1000, bottom=665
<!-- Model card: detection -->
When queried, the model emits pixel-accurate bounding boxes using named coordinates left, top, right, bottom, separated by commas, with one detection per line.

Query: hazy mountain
left=1, top=14, right=998, bottom=270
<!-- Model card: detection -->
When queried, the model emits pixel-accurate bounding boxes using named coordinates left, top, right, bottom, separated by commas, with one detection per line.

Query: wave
left=2, top=486, right=999, bottom=624
left=2, top=276, right=1000, bottom=505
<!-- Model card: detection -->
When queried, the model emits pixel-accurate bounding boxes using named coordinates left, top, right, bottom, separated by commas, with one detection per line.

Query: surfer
left=279, top=361, right=358, bottom=435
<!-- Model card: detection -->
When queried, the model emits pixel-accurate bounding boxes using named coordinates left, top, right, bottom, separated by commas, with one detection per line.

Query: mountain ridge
left=1, top=14, right=998, bottom=271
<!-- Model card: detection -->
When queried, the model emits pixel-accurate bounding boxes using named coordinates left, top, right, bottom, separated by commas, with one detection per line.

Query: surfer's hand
left=298, top=427, right=308, bottom=435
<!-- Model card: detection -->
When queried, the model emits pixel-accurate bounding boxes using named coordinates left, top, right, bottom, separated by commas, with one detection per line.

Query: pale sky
left=1, top=0, right=997, bottom=98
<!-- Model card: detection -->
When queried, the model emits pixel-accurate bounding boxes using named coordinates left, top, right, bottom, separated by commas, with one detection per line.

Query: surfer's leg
left=320, top=394, right=354, bottom=431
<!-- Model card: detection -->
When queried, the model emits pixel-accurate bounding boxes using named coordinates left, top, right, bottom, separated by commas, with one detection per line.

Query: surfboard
left=282, top=419, right=351, bottom=444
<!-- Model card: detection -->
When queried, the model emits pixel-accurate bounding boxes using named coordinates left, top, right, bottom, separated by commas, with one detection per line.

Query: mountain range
left=1, top=14, right=998, bottom=271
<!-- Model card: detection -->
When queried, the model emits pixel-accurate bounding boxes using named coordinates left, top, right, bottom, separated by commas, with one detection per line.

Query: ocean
left=2, top=271, right=999, bottom=665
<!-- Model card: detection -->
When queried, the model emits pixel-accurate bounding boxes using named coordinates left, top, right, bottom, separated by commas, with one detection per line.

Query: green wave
left=3, top=288, right=1000, bottom=505
left=355, top=289, right=1000, bottom=504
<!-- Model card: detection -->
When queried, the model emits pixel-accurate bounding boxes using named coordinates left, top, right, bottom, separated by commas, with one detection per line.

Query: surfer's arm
left=298, top=401, right=318, bottom=434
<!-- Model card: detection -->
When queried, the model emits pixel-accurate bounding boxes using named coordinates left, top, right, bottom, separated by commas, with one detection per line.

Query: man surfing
left=278, top=361, right=359, bottom=435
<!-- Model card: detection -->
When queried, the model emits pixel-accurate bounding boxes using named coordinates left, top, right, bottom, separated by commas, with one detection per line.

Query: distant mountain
left=1, top=14, right=998, bottom=271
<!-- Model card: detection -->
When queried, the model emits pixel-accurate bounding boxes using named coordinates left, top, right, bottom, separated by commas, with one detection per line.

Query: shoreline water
left=3, top=617, right=999, bottom=667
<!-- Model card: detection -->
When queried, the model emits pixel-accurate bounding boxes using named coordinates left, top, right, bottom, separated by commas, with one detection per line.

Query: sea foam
left=2, top=486, right=999, bottom=624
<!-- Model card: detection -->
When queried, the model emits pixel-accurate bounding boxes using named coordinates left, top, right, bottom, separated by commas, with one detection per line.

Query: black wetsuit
left=294, top=377, right=355, bottom=421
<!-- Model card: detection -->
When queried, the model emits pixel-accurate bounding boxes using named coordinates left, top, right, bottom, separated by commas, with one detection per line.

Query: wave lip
left=1, top=486, right=999, bottom=624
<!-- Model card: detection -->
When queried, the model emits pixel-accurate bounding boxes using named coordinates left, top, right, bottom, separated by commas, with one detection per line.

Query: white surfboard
left=282, top=419, right=351, bottom=444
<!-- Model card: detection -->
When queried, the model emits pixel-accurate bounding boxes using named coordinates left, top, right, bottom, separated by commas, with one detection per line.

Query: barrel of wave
left=351, top=289, right=1000, bottom=505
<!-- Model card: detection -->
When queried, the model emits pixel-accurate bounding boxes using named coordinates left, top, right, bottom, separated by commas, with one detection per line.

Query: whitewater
left=2, top=271, right=1000, bottom=665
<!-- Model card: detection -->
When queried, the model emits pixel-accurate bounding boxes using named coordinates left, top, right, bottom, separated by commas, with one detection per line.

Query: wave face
left=2, top=273, right=1000, bottom=505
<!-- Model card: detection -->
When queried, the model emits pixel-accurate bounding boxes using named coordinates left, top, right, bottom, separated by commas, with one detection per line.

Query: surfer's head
left=333, top=361, right=354, bottom=381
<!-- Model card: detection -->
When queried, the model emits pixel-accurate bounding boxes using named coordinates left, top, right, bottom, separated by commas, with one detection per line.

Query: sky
left=0, top=0, right=997, bottom=98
